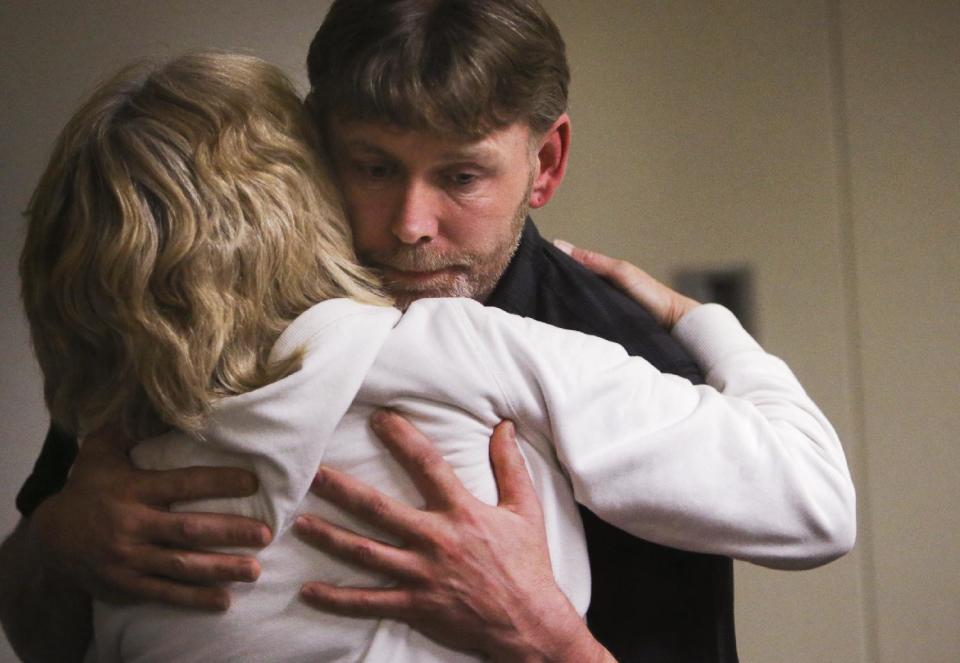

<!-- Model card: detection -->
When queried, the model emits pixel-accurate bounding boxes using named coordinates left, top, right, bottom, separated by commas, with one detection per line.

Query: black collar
left=485, top=217, right=542, bottom=315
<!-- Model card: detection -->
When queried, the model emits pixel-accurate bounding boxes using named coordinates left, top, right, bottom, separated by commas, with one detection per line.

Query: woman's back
left=93, top=298, right=589, bottom=663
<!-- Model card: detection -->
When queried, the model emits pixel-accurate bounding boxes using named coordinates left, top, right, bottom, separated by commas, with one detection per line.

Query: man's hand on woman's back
left=0, top=426, right=273, bottom=662
left=28, top=426, right=272, bottom=609
left=296, top=411, right=616, bottom=663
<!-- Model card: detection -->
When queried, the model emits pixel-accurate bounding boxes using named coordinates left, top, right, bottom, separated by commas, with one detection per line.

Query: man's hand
left=553, top=239, right=699, bottom=330
left=26, top=427, right=272, bottom=611
left=296, top=411, right=613, bottom=662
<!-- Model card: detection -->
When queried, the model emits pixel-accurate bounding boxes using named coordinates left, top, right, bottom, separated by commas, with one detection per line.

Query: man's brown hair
left=306, top=0, right=569, bottom=138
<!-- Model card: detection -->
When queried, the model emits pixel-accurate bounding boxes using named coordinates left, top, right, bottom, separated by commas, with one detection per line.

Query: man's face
left=328, top=118, right=536, bottom=308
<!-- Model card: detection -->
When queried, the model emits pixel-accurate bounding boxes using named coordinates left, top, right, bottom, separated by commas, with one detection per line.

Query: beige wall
left=840, top=1, right=960, bottom=661
left=1, top=2, right=956, bottom=661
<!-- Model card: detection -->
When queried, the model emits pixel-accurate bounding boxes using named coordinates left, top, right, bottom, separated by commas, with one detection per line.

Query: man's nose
left=391, top=180, right=440, bottom=245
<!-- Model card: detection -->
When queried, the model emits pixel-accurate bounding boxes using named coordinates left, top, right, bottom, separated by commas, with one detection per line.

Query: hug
left=2, top=2, right=855, bottom=662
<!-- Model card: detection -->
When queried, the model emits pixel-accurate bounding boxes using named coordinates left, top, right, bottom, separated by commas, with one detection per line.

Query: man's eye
left=450, top=172, right=478, bottom=187
left=354, top=163, right=394, bottom=180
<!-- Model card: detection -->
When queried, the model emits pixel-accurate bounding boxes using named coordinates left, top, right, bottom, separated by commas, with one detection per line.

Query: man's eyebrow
left=438, top=144, right=499, bottom=163
left=339, top=139, right=395, bottom=157
left=339, top=137, right=500, bottom=164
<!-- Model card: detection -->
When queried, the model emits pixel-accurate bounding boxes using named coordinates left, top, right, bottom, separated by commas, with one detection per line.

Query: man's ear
left=529, top=113, right=571, bottom=209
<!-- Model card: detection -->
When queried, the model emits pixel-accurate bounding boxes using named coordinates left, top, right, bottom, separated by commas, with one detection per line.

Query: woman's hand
left=553, top=239, right=699, bottom=330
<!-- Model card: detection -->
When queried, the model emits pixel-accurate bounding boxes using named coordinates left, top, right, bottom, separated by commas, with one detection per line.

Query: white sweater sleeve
left=459, top=301, right=856, bottom=570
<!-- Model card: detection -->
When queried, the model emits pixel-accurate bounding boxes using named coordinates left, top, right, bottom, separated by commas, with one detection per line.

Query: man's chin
left=378, top=261, right=505, bottom=309
left=390, top=287, right=465, bottom=310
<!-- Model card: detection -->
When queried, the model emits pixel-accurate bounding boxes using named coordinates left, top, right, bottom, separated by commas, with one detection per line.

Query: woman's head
left=21, top=51, right=388, bottom=437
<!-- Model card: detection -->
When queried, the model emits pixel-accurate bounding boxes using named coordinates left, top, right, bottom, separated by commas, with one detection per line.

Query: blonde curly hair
left=21, top=51, right=390, bottom=438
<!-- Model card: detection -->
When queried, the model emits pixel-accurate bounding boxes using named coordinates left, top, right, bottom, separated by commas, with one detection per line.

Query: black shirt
left=486, top=220, right=738, bottom=663
left=17, top=219, right=737, bottom=662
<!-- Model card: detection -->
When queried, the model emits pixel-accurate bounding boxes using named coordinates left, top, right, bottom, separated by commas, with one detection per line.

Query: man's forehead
left=331, top=118, right=530, bottom=159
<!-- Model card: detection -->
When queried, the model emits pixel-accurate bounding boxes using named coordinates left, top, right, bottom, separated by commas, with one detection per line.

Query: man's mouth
left=378, top=265, right=466, bottom=286
left=389, top=267, right=451, bottom=279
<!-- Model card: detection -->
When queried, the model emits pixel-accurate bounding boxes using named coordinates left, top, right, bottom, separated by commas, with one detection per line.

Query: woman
left=21, top=52, right=853, bottom=662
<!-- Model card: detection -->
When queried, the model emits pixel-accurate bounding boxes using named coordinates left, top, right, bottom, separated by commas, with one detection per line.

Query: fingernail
left=241, top=473, right=259, bottom=494
left=257, top=525, right=273, bottom=546
left=245, top=526, right=266, bottom=546
left=553, top=239, right=574, bottom=255
left=240, top=560, right=261, bottom=582
left=311, top=469, right=328, bottom=492
left=370, top=409, right=390, bottom=432
left=213, top=592, right=231, bottom=611
left=503, top=420, right=516, bottom=438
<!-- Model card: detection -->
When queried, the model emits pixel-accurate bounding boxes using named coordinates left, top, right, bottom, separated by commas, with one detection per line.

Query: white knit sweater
left=89, top=298, right=854, bottom=662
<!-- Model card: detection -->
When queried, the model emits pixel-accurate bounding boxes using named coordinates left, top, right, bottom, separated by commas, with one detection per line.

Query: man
left=1, top=1, right=854, bottom=661
left=295, top=4, right=734, bottom=660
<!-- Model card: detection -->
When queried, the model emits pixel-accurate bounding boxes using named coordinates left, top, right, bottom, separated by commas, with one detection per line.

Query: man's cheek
left=344, top=206, right=377, bottom=243
left=350, top=199, right=391, bottom=236
left=351, top=227, right=378, bottom=257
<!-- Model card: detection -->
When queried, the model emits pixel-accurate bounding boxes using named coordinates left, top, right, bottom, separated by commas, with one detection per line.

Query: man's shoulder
left=16, top=424, right=78, bottom=517
left=488, top=220, right=703, bottom=382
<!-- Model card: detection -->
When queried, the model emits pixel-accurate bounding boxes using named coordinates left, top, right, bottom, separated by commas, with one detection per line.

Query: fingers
left=115, top=511, right=266, bottom=590
left=554, top=238, right=699, bottom=329
left=555, top=239, right=655, bottom=309
left=369, top=410, right=467, bottom=508
left=488, top=422, right=540, bottom=518
left=310, top=466, right=424, bottom=537
left=135, top=466, right=259, bottom=505
left=300, top=582, right=411, bottom=620
left=130, top=546, right=261, bottom=584
left=150, top=511, right=271, bottom=549
left=294, top=514, right=422, bottom=581
left=553, top=238, right=620, bottom=279
left=114, top=574, right=232, bottom=612
left=554, top=238, right=642, bottom=288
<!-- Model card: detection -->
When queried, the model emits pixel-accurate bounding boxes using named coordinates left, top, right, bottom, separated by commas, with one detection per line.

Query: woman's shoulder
left=271, top=298, right=401, bottom=362
left=402, top=296, right=540, bottom=333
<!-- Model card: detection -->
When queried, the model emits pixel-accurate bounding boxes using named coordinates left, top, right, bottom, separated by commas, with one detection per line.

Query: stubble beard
left=361, top=178, right=532, bottom=310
